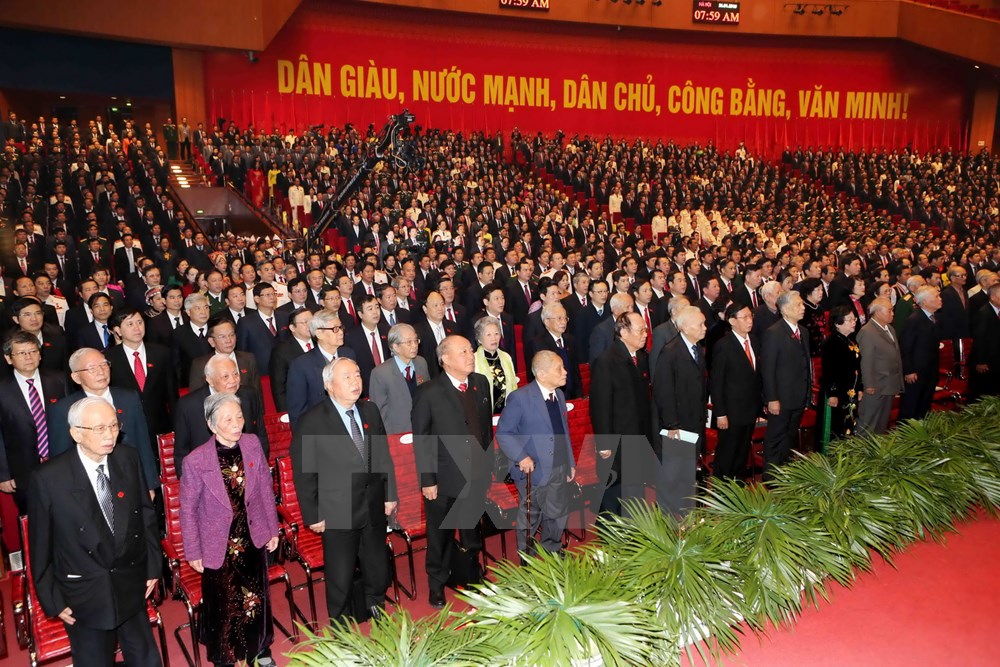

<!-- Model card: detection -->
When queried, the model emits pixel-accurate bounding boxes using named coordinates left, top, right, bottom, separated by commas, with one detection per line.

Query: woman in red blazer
left=180, top=392, right=279, bottom=666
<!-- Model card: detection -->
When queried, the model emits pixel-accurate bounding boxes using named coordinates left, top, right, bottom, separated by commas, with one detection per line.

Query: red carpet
left=690, top=513, right=1000, bottom=667
left=3, top=516, right=997, bottom=666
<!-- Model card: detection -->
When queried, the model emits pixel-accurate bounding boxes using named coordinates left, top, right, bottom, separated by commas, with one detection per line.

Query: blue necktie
left=102, top=325, right=110, bottom=348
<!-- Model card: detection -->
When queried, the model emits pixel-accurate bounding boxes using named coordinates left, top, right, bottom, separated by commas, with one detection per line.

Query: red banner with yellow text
left=202, top=1, right=971, bottom=157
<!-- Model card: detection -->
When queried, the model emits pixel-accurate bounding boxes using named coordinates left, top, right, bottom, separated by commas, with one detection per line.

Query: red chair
left=578, top=363, right=591, bottom=397
left=13, top=516, right=169, bottom=667
left=514, top=324, right=526, bottom=374
left=387, top=433, right=426, bottom=599
left=275, top=456, right=326, bottom=623
left=157, top=432, right=177, bottom=484
left=566, top=399, right=596, bottom=541
left=161, top=481, right=298, bottom=666
left=265, top=416, right=293, bottom=466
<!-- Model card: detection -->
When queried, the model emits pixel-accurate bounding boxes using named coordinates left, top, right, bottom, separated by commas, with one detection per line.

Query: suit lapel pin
left=117, top=408, right=123, bottom=414
left=117, top=491, right=125, bottom=498
left=147, top=363, right=154, bottom=368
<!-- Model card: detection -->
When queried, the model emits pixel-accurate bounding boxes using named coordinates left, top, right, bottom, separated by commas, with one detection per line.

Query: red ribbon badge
left=117, top=409, right=124, bottom=414
left=363, top=423, right=369, bottom=429
left=117, top=491, right=125, bottom=498
left=147, top=363, right=154, bottom=368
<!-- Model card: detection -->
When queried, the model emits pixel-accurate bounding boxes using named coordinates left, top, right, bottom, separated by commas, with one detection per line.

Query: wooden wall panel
left=969, top=83, right=999, bottom=153
left=172, top=49, right=207, bottom=127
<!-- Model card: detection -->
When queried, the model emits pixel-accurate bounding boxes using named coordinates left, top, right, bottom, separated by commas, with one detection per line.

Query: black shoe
left=428, top=589, right=446, bottom=608
left=368, top=604, right=385, bottom=622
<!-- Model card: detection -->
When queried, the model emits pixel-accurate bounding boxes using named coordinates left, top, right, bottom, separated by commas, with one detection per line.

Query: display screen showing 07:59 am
left=693, top=0, right=741, bottom=25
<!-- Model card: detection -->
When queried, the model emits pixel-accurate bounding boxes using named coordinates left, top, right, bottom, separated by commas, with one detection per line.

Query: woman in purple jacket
left=180, top=392, right=280, bottom=667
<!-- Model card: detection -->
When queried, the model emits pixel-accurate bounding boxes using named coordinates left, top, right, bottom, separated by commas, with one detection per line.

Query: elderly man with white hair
left=173, top=354, right=268, bottom=475
left=47, top=348, right=159, bottom=493
left=28, top=396, right=162, bottom=666
left=857, top=297, right=904, bottom=435
left=291, top=356, right=397, bottom=622
left=899, top=285, right=942, bottom=421
left=760, top=290, right=811, bottom=481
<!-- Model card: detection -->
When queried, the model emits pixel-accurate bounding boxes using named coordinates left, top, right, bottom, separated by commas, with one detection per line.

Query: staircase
left=168, top=160, right=211, bottom=189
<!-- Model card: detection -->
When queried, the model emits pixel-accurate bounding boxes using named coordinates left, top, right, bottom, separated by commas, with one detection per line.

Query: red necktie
left=405, top=366, right=412, bottom=381
left=19, top=258, right=27, bottom=273
left=370, top=331, right=382, bottom=365
left=792, top=329, right=800, bottom=341
left=751, top=290, right=758, bottom=309
left=743, top=338, right=754, bottom=370
left=267, top=317, right=277, bottom=336
left=347, top=299, right=357, bottom=322
left=643, top=308, right=652, bottom=351
left=305, top=342, right=312, bottom=351
left=133, top=350, right=146, bottom=391
left=458, top=382, right=468, bottom=392
left=446, top=307, right=455, bottom=322
left=367, top=283, right=373, bottom=296
left=581, top=296, right=587, bottom=307
left=523, top=284, right=531, bottom=304
left=631, top=355, right=638, bottom=367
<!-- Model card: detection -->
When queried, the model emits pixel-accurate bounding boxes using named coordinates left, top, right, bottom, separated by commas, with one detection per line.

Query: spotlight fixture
left=653, top=0, right=662, bottom=5
left=812, top=6, right=824, bottom=14
left=792, top=4, right=806, bottom=14
left=827, top=4, right=844, bottom=14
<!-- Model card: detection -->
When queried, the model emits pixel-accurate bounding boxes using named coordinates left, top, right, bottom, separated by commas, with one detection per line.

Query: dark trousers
left=713, top=422, right=755, bottom=479
left=322, top=523, right=389, bottom=621
left=513, top=465, right=570, bottom=555
left=898, top=378, right=934, bottom=421
left=65, top=606, right=161, bottom=667
left=424, top=492, right=484, bottom=594
left=180, top=139, right=191, bottom=160
left=763, top=407, right=804, bottom=481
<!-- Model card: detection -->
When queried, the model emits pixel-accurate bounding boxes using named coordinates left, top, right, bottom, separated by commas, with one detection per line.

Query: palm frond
left=460, top=549, right=667, bottom=666
left=596, top=500, right=754, bottom=664
left=286, top=609, right=500, bottom=667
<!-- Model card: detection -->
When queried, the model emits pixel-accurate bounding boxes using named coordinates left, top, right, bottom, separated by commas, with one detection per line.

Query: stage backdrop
left=202, top=0, right=971, bottom=156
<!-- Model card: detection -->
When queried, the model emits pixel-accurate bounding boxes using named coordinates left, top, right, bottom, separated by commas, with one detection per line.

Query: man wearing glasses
left=369, top=323, right=430, bottom=434
left=0, top=331, right=69, bottom=512
left=28, top=396, right=162, bottom=666
left=46, top=348, right=159, bottom=495
left=286, top=309, right=356, bottom=427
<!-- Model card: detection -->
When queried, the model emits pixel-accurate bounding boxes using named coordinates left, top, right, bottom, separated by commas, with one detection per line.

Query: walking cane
left=524, top=468, right=535, bottom=556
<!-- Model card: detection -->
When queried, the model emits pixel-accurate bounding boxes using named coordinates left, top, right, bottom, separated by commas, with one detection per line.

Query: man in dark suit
left=495, top=350, right=575, bottom=556
left=730, top=264, right=763, bottom=311
left=286, top=310, right=357, bottom=427
left=970, top=284, right=1000, bottom=399
left=761, top=291, right=812, bottom=481
left=172, top=293, right=213, bottom=388
left=8, top=297, right=69, bottom=375
left=269, top=307, right=314, bottom=412
left=412, top=335, right=493, bottom=608
left=144, top=285, right=186, bottom=348
left=236, top=282, right=290, bottom=376
left=710, top=304, right=763, bottom=479
left=173, top=355, right=268, bottom=475
left=937, top=265, right=970, bottom=341
left=587, top=291, right=633, bottom=364
left=828, top=255, right=862, bottom=310
left=290, top=357, right=397, bottom=621
left=106, top=308, right=178, bottom=443
left=112, top=234, right=141, bottom=282
left=28, top=397, right=161, bottom=666
left=504, top=259, right=535, bottom=326
left=899, top=285, right=942, bottom=421
left=413, top=291, right=459, bottom=378
left=653, top=305, right=707, bottom=515
left=522, top=278, right=561, bottom=364
left=574, top=279, right=611, bottom=362
left=344, top=294, right=391, bottom=398
left=0, top=332, right=68, bottom=512
left=47, top=348, right=160, bottom=493
left=188, top=317, right=262, bottom=395
left=531, top=303, right=583, bottom=399
left=589, top=312, right=653, bottom=516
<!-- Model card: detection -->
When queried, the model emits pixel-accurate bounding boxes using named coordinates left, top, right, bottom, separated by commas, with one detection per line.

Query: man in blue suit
left=495, top=350, right=576, bottom=556
left=47, top=348, right=159, bottom=494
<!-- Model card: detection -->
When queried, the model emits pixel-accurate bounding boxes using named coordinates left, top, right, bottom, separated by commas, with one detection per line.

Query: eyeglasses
left=398, top=338, right=420, bottom=345
left=8, top=349, right=41, bottom=358
left=318, top=326, right=344, bottom=333
left=75, top=422, right=121, bottom=436
left=76, top=361, right=111, bottom=374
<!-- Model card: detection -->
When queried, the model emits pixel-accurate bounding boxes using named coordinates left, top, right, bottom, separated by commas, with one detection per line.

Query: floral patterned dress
left=200, top=441, right=272, bottom=665
left=821, top=332, right=863, bottom=441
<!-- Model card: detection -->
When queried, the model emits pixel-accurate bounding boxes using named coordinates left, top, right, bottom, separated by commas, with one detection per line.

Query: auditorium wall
left=202, top=1, right=976, bottom=157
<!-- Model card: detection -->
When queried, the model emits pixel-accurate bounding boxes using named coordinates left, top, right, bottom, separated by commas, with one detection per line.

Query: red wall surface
left=203, top=1, right=972, bottom=156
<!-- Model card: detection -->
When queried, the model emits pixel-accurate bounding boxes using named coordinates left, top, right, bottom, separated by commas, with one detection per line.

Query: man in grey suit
left=369, top=323, right=430, bottom=434
left=648, top=296, right=689, bottom=374
left=587, top=292, right=634, bottom=364
left=856, top=297, right=904, bottom=435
